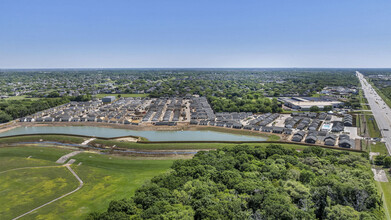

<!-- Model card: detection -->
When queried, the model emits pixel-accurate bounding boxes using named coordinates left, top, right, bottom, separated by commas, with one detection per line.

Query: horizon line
left=1, top=67, right=391, bottom=70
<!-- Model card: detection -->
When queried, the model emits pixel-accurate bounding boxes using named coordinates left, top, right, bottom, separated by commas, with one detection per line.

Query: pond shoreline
left=0, top=123, right=270, bottom=142
left=2, top=122, right=277, bottom=139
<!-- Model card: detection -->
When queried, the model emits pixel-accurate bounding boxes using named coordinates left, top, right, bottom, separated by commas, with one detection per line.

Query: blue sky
left=0, top=0, right=390, bottom=68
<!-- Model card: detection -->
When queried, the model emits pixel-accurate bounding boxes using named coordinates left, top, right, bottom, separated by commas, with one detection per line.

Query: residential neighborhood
left=17, top=94, right=358, bottom=149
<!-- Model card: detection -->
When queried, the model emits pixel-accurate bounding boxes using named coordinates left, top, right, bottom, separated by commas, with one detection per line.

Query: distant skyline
left=1, top=0, right=390, bottom=68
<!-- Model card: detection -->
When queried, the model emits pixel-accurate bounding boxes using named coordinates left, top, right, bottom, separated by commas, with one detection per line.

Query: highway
left=357, top=71, right=391, bottom=155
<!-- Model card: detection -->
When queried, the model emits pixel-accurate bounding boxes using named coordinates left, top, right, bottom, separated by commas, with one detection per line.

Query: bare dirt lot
left=372, top=168, right=389, bottom=182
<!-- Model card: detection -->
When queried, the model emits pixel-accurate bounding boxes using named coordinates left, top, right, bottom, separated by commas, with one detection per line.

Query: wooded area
left=0, top=95, right=91, bottom=123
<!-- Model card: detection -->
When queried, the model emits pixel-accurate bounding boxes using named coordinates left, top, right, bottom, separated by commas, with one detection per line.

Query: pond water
left=0, top=126, right=267, bottom=142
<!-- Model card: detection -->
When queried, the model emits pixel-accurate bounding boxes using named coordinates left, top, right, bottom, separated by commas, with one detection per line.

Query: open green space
left=372, top=142, right=389, bottom=155
left=92, top=145, right=382, bottom=219
left=0, top=141, right=370, bottom=219
left=2, top=95, right=41, bottom=101
left=377, top=181, right=391, bottom=219
left=95, top=93, right=149, bottom=98
left=362, top=141, right=388, bottom=155
left=27, top=153, right=174, bottom=220
left=0, top=166, right=79, bottom=219
left=0, top=146, right=174, bottom=219
left=0, top=134, right=86, bottom=145
left=365, top=114, right=382, bottom=138
left=0, top=146, right=73, bottom=171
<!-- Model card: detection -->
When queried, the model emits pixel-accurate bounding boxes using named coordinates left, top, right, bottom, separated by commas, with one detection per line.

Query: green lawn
left=95, top=93, right=149, bottom=98
left=0, top=167, right=79, bottom=220
left=0, top=146, right=174, bottom=220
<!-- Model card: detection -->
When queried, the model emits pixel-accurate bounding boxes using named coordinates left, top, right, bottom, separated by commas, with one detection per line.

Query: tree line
left=0, top=95, right=91, bottom=123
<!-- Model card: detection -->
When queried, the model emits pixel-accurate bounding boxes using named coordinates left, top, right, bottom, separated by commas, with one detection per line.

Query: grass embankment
left=95, top=93, right=149, bottom=98
left=0, top=146, right=174, bottom=220
left=0, top=135, right=86, bottom=145
left=91, top=138, right=331, bottom=152
left=377, top=182, right=391, bottom=220
left=192, top=126, right=280, bottom=141
left=371, top=142, right=389, bottom=155
left=365, top=114, right=382, bottom=138
left=93, top=139, right=238, bottom=150
left=362, top=140, right=388, bottom=155
left=359, top=89, right=371, bottom=110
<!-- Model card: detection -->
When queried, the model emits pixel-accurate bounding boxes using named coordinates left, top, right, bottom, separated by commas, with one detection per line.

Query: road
left=357, top=71, right=391, bottom=155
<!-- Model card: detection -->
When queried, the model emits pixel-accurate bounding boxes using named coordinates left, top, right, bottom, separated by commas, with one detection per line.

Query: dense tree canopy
left=0, top=96, right=92, bottom=123
left=89, top=145, right=383, bottom=220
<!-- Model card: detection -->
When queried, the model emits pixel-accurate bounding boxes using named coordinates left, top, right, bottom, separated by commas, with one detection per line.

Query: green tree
left=384, top=156, right=391, bottom=168
left=326, top=205, right=360, bottom=220
left=310, top=106, right=320, bottom=112
left=323, top=105, right=332, bottom=111
left=0, top=111, right=12, bottom=123
left=48, top=91, right=60, bottom=98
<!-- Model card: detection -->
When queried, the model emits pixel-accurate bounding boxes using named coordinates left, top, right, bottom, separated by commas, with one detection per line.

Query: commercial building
left=102, top=96, right=116, bottom=103
left=278, top=97, right=344, bottom=111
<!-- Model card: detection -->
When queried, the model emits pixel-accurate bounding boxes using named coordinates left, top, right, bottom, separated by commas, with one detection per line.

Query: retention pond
left=0, top=126, right=267, bottom=142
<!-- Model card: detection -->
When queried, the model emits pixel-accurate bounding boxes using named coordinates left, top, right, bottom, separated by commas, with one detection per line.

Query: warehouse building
left=102, top=96, right=116, bottom=103
left=278, top=97, right=344, bottom=111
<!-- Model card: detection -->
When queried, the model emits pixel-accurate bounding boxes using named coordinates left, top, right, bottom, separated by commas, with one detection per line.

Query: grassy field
left=0, top=146, right=73, bottom=171
left=0, top=135, right=86, bottom=145
left=95, top=93, right=149, bottom=98
left=0, top=167, right=79, bottom=219
left=377, top=181, right=391, bottom=220
left=371, top=142, right=389, bottom=155
left=364, top=114, right=382, bottom=138
left=0, top=146, right=174, bottom=219
left=1, top=95, right=41, bottom=101
left=362, top=140, right=388, bottom=155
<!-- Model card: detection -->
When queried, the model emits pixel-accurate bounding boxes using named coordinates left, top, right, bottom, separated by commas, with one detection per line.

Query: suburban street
left=357, top=71, right=391, bottom=155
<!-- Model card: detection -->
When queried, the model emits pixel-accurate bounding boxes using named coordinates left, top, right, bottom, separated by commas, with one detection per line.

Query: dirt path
left=12, top=164, right=83, bottom=220
left=81, top=138, right=96, bottom=145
